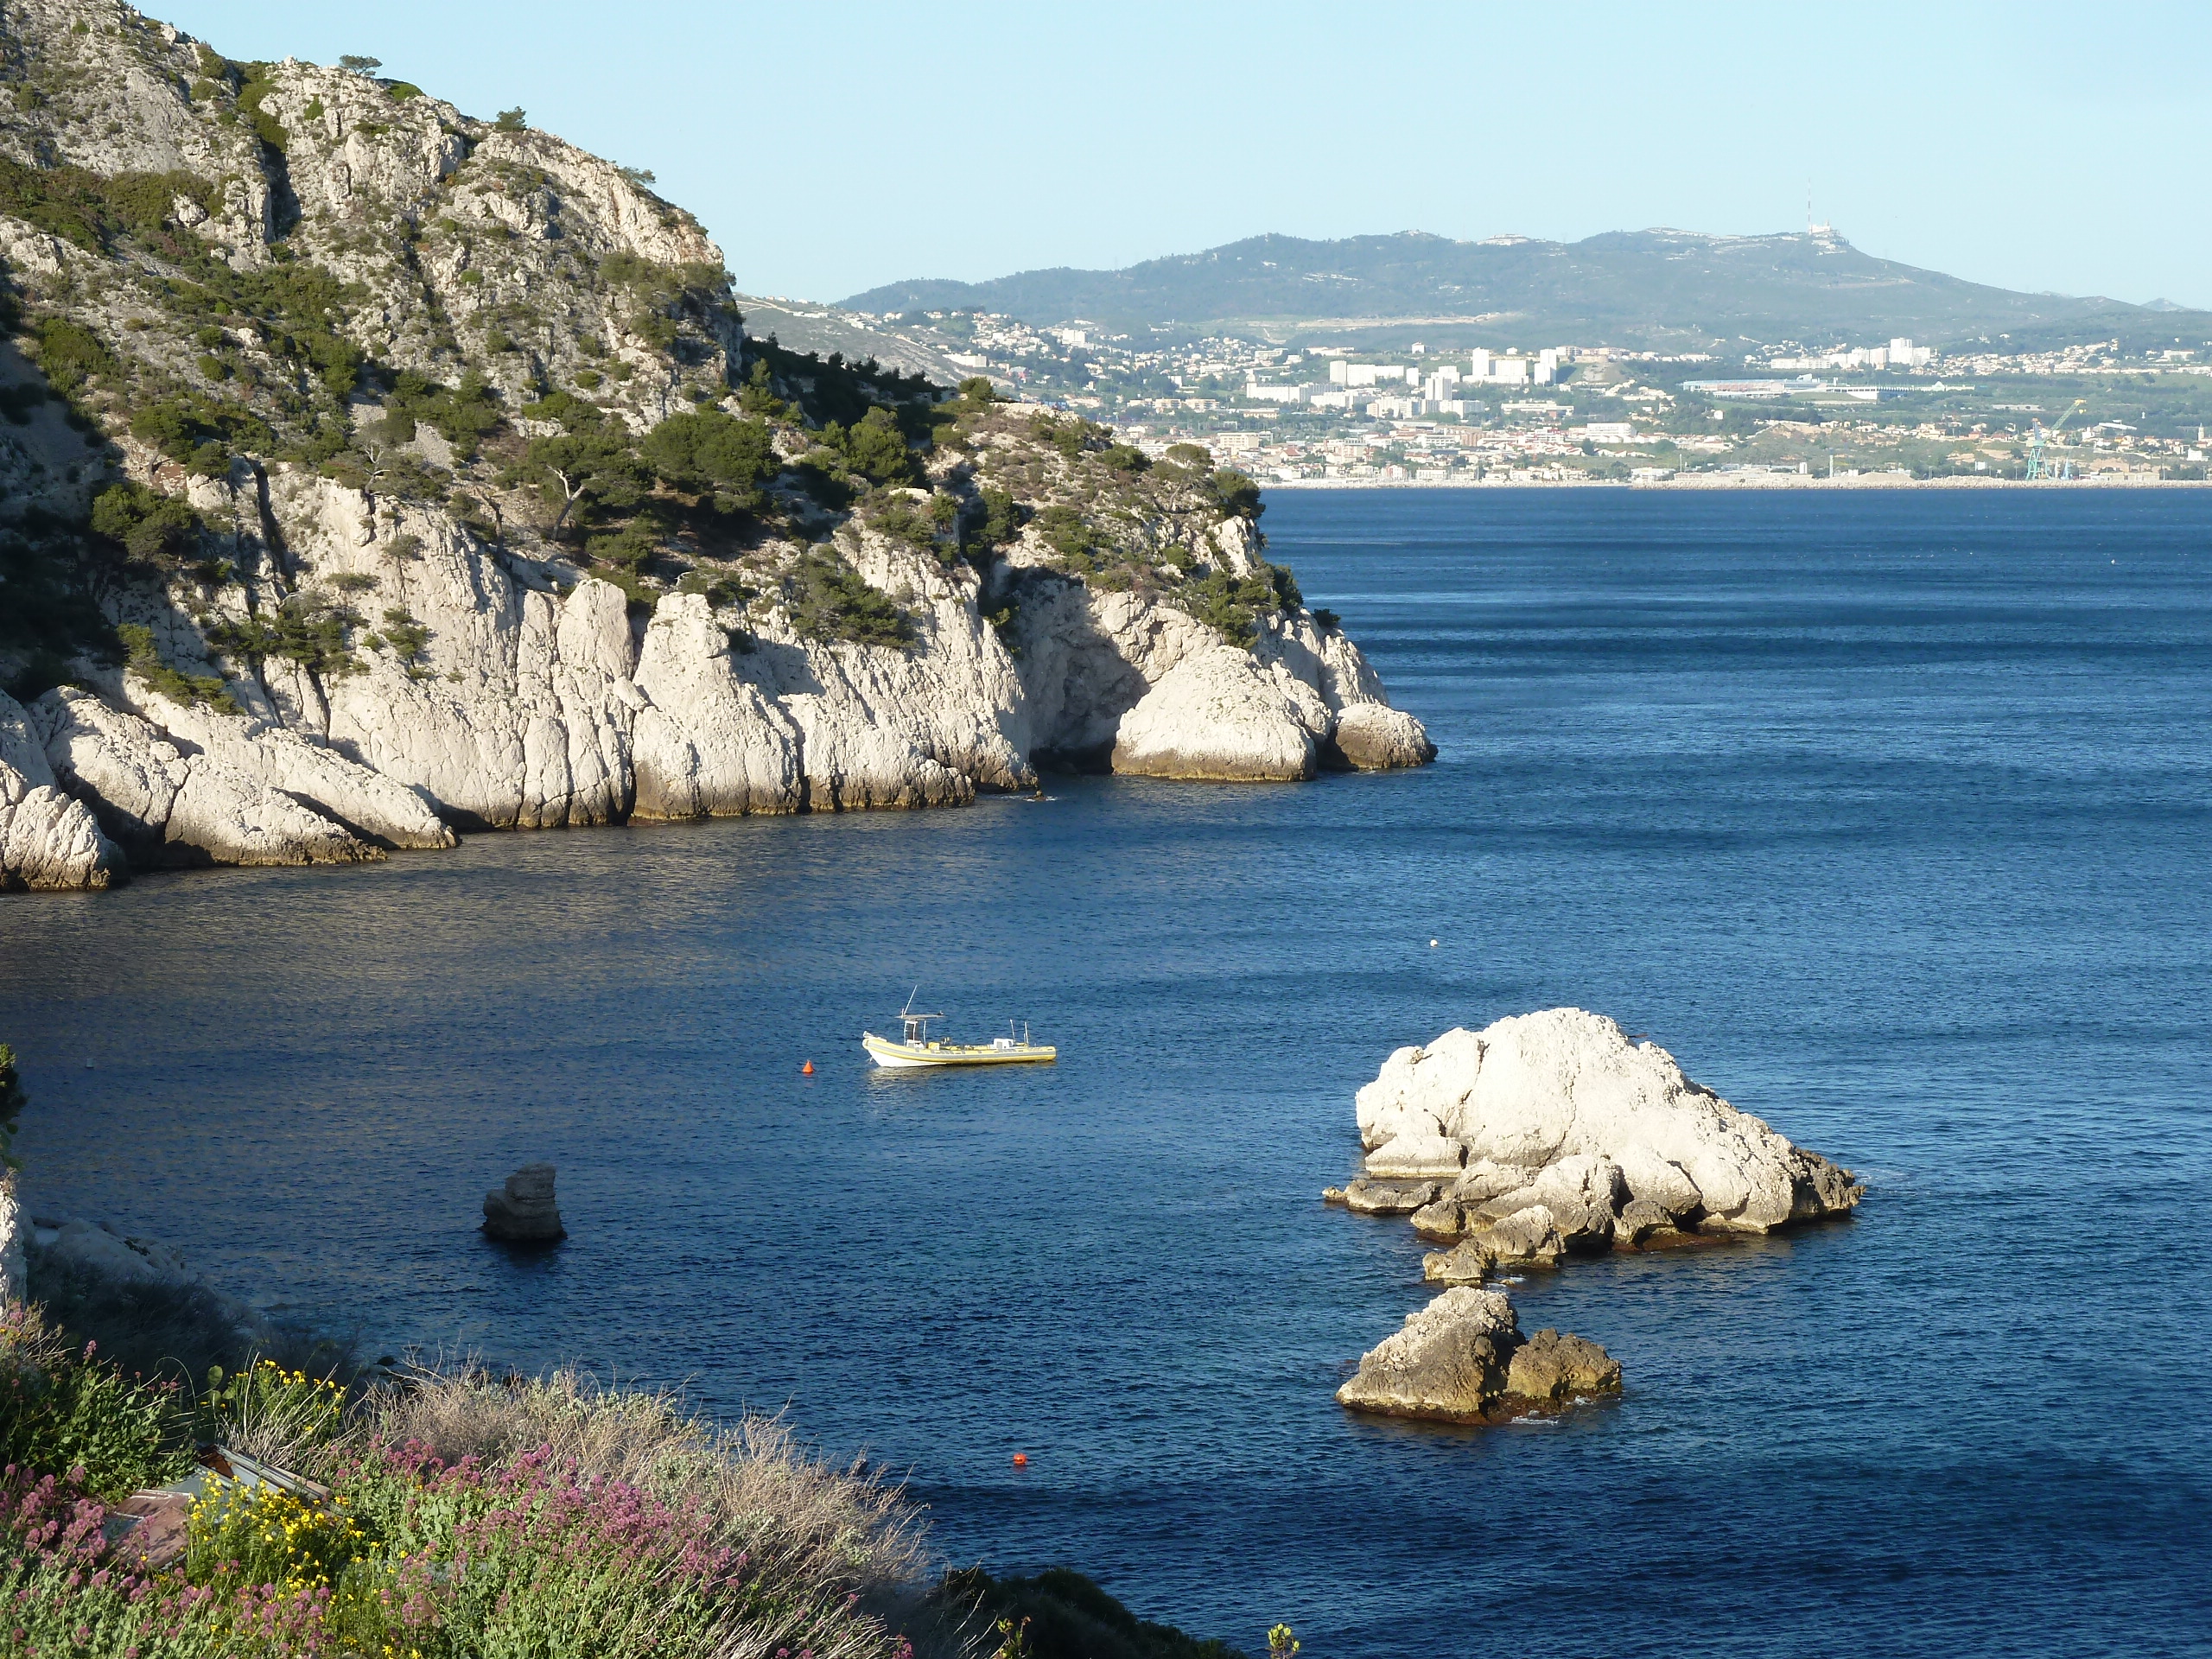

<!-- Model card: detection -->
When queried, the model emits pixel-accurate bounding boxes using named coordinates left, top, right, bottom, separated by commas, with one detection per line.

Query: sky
left=149, top=1, right=2212, bottom=309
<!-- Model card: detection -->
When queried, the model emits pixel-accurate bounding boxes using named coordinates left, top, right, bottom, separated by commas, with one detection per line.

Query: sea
left=5, top=489, right=2210, bottom=1658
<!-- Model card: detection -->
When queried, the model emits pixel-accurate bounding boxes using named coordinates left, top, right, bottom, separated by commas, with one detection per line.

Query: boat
left=861, top=995, right=1056, bottom=1069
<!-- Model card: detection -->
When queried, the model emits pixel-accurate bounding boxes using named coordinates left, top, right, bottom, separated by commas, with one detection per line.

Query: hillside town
left=747, top=300, right=2212, bottom=486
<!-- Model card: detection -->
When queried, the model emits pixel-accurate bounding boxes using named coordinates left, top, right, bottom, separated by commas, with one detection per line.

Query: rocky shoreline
left=1329, top=1007, right=1862, bottom=1424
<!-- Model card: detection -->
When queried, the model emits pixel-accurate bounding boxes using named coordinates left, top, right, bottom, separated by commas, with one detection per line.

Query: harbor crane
left=2025, top=398, right=2088, bottom=480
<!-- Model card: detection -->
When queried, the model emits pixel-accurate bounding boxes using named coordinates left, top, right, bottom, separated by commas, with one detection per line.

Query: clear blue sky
left=152, top=1, right=2212, bottom=308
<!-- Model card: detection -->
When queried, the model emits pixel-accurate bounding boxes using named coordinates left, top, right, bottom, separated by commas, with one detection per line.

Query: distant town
left=747, top=298, right=2212, bottom=486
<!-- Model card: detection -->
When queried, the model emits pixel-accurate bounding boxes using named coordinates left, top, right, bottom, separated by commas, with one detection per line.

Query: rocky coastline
left=1329, top=1007, right=1862, bottom=1423
left=0, top=0, right=1433, bottom=895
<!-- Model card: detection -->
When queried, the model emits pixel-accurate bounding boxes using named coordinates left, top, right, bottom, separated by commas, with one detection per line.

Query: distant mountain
left=842, top=229, right=2212, bottom=352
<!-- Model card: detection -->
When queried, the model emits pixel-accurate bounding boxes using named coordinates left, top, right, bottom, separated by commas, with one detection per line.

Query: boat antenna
left=901, top=984, right=920, bottom=1017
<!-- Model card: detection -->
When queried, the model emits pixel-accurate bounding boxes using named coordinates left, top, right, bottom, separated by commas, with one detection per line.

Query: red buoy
left=801, top=1060, right=815, bottom=1075
left=1010, top=1452, right=1028, bottom=1467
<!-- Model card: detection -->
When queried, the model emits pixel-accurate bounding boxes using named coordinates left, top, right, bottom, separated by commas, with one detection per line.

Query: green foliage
left=90, top=484, right=200, bottom=566
left=0, top=1302, right=193, bottom=1500
left=204, top=595, right=363, bottom=683
left=1164, top=442, right=1211, bottom=467
left=955, top=375, right=999, bottom=405
left=385, top=81, right=423, bottom=101
left=337, top=54, right=382, bottom=73
left=975, top=486, right=1023, bottom=551
left=28, top=316, right=116, bottom=395
left=789, top=450, right=853, bottom=511
left=1100, top=442, right=1150, bottom=474
left=640, top=408, right=773, bottom=510
left=117, top=622, right=238, bottom=712
left=378, top=607, right=429, bottom=670
left=936, top=1567, right=1247, bottom=1659
left=0, top=156, right=113, bottom=251
left=1209, top=467, right=1264, bottom=520
left=235, top=65, right=289, bottom=149
left=788, top=550, right=912, bottom=648
left=826, top=406, right=914, bottom=486
left=96, top=168, right=213, bottom=238
left=1178, top=559, right=1300, bottom=648
left=1032, top=413, right=1101, bottom=461
left=495, top=106, right=529, bottom=131
left=515, top=426, right=646, bottom=537
left=1033, top=504, right=1108, bottom=574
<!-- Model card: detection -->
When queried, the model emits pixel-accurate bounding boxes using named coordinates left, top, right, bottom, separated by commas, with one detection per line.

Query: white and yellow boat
left=861, top=1001, right=1056, bottom=1069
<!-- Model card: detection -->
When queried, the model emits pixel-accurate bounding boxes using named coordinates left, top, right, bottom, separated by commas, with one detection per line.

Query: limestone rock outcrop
left=1356, top=1008, right=1863, bottom=1241
left=32, top=688, right=375, bottom=868
left=482, top=1164, right=564, bottom=1243
left=1336, top=1287, right=1620, bottom=1422
left=1, top=691, right=124, bottom=891
left=24, top=1217, right=274, bottom=1351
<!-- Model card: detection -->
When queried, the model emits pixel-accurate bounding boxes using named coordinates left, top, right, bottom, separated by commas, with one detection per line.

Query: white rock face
left=33, top=687, right=374, bottom=868
left=631, top=595, right=802, bottom=818
left=1, top=690, right=124, bottom=890
left=130, top=679, right=455, bottom=849
left=0, top=1178, right=23, bottom=1302
left=1109, top=646, right=1319, bottom=781
left=1355, top=1007, right=1862, bottom=1236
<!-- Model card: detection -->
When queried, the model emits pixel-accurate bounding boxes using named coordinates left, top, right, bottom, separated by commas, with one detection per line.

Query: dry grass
left=361, top=1364, right=930, bottom=1610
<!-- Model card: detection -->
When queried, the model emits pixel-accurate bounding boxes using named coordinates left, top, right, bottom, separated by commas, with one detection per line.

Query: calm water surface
left=5, top=491, right=2211, bottom=1657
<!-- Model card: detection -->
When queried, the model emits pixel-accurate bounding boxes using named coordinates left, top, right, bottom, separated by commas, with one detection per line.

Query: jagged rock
left=130, top=680, right=456, bottom=849
left=1357, top=1008, right=1862, bottom=1236
left=1337, top=1288, right=1520, bottom=1421
left=1467, top=1154, right=1625, bottom=1255
left=1503, top=1327, right=1624, bottom=1404
left=1338, top=1289, right=1621, bottom=1422
left=1421, top=1239, right=1495, bottom=1285
left=1, top=690, right=126, bottom=891
left=482, top=1164, right=565, bottom=1243
left=34, top=688, right=374, bottom=868
left=1335, top=1179, right=1439, bottom=1216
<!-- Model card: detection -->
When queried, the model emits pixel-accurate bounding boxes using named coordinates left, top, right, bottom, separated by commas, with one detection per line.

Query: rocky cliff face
left=0, top=0, right=1433, bottom=892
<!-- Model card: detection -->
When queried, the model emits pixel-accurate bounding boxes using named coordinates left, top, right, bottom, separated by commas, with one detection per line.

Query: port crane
left=2025, top=398, right=2088, bottom=480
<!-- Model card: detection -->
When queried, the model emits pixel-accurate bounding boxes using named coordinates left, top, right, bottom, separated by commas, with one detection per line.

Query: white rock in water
left=1109, top=647, right=1319, bottom=781
left=1356, top=1007, right=1862, bottom=1235
left=1330, top=702, right=1438, bottom=772
left=32, top=688, right=374, bottom=868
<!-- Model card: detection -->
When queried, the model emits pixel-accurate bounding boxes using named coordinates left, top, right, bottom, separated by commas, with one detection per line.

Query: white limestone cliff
left=1, top=691, right=124, bottom=890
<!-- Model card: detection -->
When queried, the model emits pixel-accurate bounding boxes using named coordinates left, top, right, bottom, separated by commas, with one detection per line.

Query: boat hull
left=861, top=1032, right=1057, bottom=1068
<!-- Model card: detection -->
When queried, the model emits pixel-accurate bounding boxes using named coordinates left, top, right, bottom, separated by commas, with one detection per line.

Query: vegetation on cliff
left=0, top=0, right=1307, bottom=712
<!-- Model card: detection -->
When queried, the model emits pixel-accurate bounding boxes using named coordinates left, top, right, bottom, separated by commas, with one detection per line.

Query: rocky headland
left=1329, top=1007, right=1863, bottom=1423
left=0, top=0, right=1431, bottom=893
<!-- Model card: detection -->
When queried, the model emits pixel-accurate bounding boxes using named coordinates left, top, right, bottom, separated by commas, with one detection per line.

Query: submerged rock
left=1331, top=1179, right=1439, bottom=1216
left=482, top=1163, right=565, bottom=1243
left=1336, top=1287, right=1620, bottom=1422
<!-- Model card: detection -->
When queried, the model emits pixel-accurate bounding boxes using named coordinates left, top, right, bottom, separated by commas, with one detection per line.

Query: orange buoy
left=801, top=1060, right=815, bottom=1075
left=1010, top=1452, right=1027, bottom=1467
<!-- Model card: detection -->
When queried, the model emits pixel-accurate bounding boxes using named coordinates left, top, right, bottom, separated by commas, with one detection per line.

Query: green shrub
left=0, top=1301, right=193, bottom=1499
left=789, top=551, right=912, bottom=648
left=117, top=622, right=237, bottom=710
left=28, top=315, right=116, bottom=394
left=640, top=407, right=773, bottom=510
left=91, top=485, right=200, bottom=565
left=1210, top=467, right=1264, bottom=521
left=494, top=106, right=528, bottom=131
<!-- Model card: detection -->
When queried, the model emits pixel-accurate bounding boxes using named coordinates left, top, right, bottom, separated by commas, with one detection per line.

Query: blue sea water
left=5, top=489, right=2211, bottom=1657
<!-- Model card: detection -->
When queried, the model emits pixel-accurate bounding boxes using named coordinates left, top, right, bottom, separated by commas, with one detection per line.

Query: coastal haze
left=10, top=491, right=2210, bottom=1654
